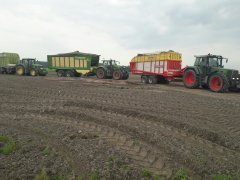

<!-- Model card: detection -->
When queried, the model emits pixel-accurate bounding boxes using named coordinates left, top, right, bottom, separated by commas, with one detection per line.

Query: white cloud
left=0, top=0, right=239, bottom=69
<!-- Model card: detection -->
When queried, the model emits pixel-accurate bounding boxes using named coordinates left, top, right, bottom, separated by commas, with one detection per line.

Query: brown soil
left=0, top=73, right=240, bottom=180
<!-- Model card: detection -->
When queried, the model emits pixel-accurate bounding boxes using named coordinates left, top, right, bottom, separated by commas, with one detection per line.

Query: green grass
left=43, top=147, right=50, bottom=156
left=213, top=175, right=233, bottom=180
left=34, top=168, right=49, bottom=180
left=90, top=170, right=98, bottom=180
left=107, top=155, right=114, bottom=162
left=143, top=169, right=153, bottom=177
left=174, top=168, right=188, bottom=180
left=0, top=136, right=16, bottom=154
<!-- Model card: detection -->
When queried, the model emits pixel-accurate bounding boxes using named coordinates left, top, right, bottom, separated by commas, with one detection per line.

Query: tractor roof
left=54, top=51, right=100, bottom=57
left=194, top=54, right=224, bottom=58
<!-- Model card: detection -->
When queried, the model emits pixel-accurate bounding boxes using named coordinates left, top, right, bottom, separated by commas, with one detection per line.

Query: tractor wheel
left=141, top=75, right=148, bottom=84
left=122, top=72, right=129, bottom=80
left=96, top=68, right=106, bottom=79
left=148, top=76, right=157, bottom=84
left=57, top=70, right=65, bottom=77
left=30, top=69, right=37, bottom=76
left=208, top=74, right=229, bottom=93
left=16, top=66, right=25, bottom=76
left=113, top=70, right=122, bottom=80
left=65, top=70, right=75, bottom=77
left=183, top=69, right=199, bottom=88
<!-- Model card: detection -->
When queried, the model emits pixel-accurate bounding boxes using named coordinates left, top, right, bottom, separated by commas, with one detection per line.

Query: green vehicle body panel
left=0, top=53, right=20, bottom=67
left=185, top=54, right=240, bottom=88
left=47, top=51, right=100, bottom=75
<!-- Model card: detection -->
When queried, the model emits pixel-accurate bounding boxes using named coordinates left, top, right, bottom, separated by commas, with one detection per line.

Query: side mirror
left=226, top=59, right=228, bottom=63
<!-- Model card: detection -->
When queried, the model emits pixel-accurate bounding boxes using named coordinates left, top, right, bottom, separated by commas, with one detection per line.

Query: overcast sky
left=0, top=0, right=239, bottom=69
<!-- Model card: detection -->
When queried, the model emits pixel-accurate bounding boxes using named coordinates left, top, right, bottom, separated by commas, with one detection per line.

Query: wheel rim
left=97, top=69, right=104, bottom=79
left=17, top=68, right=23, bottom=75
left=211, top=77, right=222, bottom=91
left=66, top=73, right=71, bottom=77
left=185, top=72, right=195, bottom=86
left=113, top=71, right=120, bottom=79
left=31, top=70, right=36, bottom=76
left=149, top=78, right=153, bottom=84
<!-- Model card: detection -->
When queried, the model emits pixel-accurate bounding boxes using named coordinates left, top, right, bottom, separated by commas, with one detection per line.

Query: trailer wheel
left=183, top=69, right=199, bottom=88
left=30, top=69, right=37, bottom=76
left=16, top=66, right=25, bottom=76
left=113, top=70, right=122, bottom=80
left=148, top=76, right=157, bottom=84
left=141, top=76, right=148, bottom=84
left=208, top=74, right=229, bottom=93
left=65, top=70, right=75, bottom=77
left=96, top=68, right=106, bottom=79
left=57, top=70, right=65, bottom=77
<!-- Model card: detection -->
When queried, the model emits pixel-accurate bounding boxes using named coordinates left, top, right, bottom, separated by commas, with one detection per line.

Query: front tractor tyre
left=16, top=66, right=25, bottom=76
left=183, top=69, right=199, bottom=88
left=96, top=68, right=106, bottom=79
left=208, top=74, right=229, bottom=93
left=30, top=69, right=37, bottom=76
left=113, top=70, right=122, bottom=80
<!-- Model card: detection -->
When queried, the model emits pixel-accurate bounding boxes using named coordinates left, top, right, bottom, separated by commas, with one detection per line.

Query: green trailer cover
left=0, top=53, right=20, bottom=67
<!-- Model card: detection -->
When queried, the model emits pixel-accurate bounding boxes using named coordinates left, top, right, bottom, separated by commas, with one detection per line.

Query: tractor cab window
left=194, top=57, right=207, bottom=66
left=208, top=57, right=218, bottom=67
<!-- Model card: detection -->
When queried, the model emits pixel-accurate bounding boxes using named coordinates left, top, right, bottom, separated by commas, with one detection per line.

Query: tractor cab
left=102, top=59, right=120, bottom=67
left=194, top=54, right=228, bottom=69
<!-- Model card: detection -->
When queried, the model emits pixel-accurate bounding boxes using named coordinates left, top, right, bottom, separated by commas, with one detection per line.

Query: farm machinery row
left=1, top=51, right=239, bottom=92
left=130, top=51, right=240, bottom=93
left=0, top=53, right=47, bottom=76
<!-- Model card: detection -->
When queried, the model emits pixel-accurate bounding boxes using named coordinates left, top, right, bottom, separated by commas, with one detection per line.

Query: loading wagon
left=130, top=50, right=182, bottom=84
left=47, top=51, right=100, bottom=77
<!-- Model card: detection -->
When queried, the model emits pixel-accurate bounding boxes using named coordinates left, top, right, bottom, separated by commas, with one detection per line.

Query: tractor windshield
left=209, top=57, right=219, bottom=67
left=111, top=60, right=120, bottom=66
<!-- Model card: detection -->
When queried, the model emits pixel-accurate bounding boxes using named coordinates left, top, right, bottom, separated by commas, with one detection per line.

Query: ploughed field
left=0, top=73, right=240, bottom=180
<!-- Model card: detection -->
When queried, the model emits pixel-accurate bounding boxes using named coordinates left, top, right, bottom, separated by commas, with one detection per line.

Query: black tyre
left=183, top=69, right=199, bottom=88
left=113, top=70, right=122, bottom=80
left=121, top=72, right=129, bottom=80
left=65, top=70, right=75, bottom=77
left=16, top=66, right=25, bottom=76
left=96, top=68, right=106, bottom=79
left=148, top=76, right=157, bottom=84
left=208, top=74, right=229, bottom=93
left=57, top=70, right=65, bottom=77
left=141, top=75, right=148, bottom=84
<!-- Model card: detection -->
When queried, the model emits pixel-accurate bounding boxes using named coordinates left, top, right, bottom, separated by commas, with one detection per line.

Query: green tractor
left=96, top=59, right=129, bottom=80
left=183, top=54, right=240, bottom=92
left=16, top=58, right=48, bottom=76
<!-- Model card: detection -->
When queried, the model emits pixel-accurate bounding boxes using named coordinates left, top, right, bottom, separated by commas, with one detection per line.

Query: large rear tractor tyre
left=141, top=75, right=148, bottom=84
left=113, top=70, right=122, bottom=80
left=208, top=74, right=229, bottom=93
left=96, top=68, right=106, bottom=79
left=183, top=69, right=200, bottom=88
left=148, top=76, right=157, bottom=84
left=16, top=66, right=25, bottom=76
left=30, top=69, right=37, bottom=76
left=65, top=70, right=75, bottom=77
left=57, top=70, right=65, bottom=77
